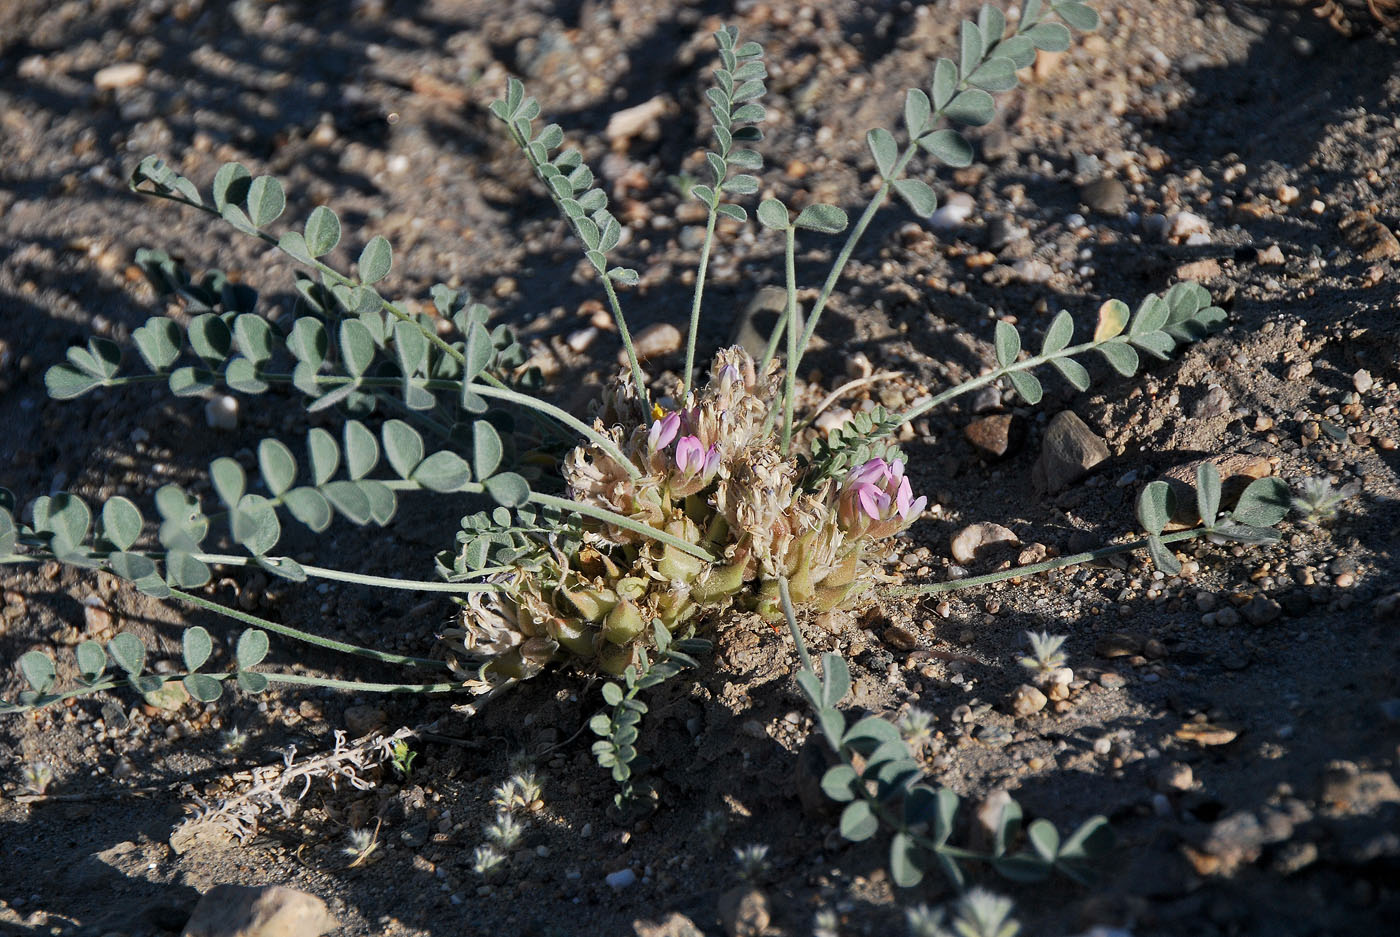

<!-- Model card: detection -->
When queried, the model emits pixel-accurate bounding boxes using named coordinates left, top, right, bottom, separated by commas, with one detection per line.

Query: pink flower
left=838, top=457, right=927, bottom=536
left=648, top=412, right=680, bottom=452
left=673, top=436, right=720, bottom=483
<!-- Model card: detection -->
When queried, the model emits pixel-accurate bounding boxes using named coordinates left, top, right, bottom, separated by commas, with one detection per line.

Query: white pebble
left=204, top=394, right=239, bottom=431
left=929, top=192, right=974, bottom=229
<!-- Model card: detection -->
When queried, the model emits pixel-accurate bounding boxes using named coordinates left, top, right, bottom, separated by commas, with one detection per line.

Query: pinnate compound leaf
left=1231, top=477, right=1290, bottom=527
left=19, top=651, right=55, bottom=694
left=1093, top=298, right=1130, bottom=342
left=1096, top=340, right=1139, bottom=377
left=866, top=128, right=898, bottom=177
left=283, top=487, right=332, bottom=532
left=183, top=674, right=223, bottom=703
left=212, top=161, right=251, bottom=212
left=794, top=204, right=848, bottom=234
left=1007, top=370, right=1043, bottom=405
left=1049, top=356, right=1091, bottom=391
left=1026, top=20, right=1073, bottom=51
left=1042, top=309, right=1074, bottom=354
left=108, top=632, right=146, bottom=675
left=1146, top=534, right=1181, bottom=575
left=931, top=57, right=959, bottom=109
left=257, top=439, right=297, bottom=496
left=164, top=550, right=211, bottom=588
left=76, top=641, right=106, bottom=683
left=889, top=832, right=927, bottom=888
left=945, top=88, right=996, bottom=126
left=919, top=128, right=973, bottom=168
left=1137, top=480, right=1175, bottom=534
left=1053, top=1, right=1100, bottom=31
left=236, top=629, right=269, bottom=669
left=413, top=451, right=473, bottom=492
left=133, top=317, right=182, bottom=371
left=182, top=625, right=212, bottom=672
left=1196, top=462, right=1222, bottom=527
left=245, top=175, right=285, bottom=227
left=892, top=178, right=937, bottom=216
left=756, top=198, right=789, bottom=230
left=210, top=457, right=246, bottom=509
left=358, top=235, right=393, bottom=284
left=101, top=496, right=143, bottom=551
left=484, top=472, right=530, bottom=508
left=839, top=799, right=879, bottom=842
left=383, top=420, right=424, bottom=478
left=904, top=87, right=931, bottom=137
left=993, top=321, right=1021, bottom=367
left=237, top=670, right=269, bottom=694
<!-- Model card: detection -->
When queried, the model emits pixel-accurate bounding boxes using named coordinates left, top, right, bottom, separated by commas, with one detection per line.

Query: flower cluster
left=446, top=347, right=928, bottom=684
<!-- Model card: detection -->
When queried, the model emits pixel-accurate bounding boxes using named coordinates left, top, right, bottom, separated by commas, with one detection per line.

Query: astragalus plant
left=3, top=0, right=1293, bottom=890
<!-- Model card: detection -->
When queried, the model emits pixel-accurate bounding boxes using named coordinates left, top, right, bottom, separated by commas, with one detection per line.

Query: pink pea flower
left=839, top=457, right=927, bottom=537
left=648, top=412, right=681, bottom=452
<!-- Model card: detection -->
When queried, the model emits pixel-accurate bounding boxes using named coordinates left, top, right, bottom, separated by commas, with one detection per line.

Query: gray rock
left=729, top=286, right=802, bottom=362
left=1241, top=596, right=1282, bottom=626
left=985, top=215, right=1029, bottom=252
left=1032, top=411, right=1110, bottom=493
left=180, top=885, right=336, bottom=937
left=1080, top=177, right=1128, bottom=215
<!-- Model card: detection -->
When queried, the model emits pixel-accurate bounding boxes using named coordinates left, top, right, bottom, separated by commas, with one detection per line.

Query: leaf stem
left=167, top=587, right=448, bottom=669
left=780, top=225, right=800, bottom=454
left=600, top=273, right=649, bottom=409
left=789, top=143, right=919, bottom=378
left=189, top=553, right=500, bottom=594
left=682, top=208, right=720, bottom=397
left=881, top=528, right=1206, bottom=597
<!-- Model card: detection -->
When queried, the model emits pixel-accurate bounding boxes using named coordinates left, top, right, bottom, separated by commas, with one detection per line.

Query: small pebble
left=94, top=63, right=147, bottom=90
left=1010, top=684, right=1048, bottom=717
left=606, top=868, right=636, bottom=889
left=204, top=395, right=239, bottom=431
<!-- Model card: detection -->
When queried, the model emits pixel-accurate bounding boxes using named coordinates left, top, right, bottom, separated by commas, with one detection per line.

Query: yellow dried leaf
left=1093, top=299, right=1130, bottom=342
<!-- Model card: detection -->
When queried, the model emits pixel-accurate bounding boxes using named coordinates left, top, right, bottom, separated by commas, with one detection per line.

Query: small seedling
left=906, top=889, right=1020, bottom=937
left=471, top=844, right=507, bottom=878
left=388, top=738, right=417, bottom=779
left=897, top=707, right=937, bottom=755
left=484, top=811, right=525, bottom=852
left=1017, top=631, right=1068, bottom=684
left=22, top=762, right=54, bottom=796
left=733, top=843, right=772, bottom=882
left=1291, top=476, right=1358, bottom=527
left=343, top=823, right=381, bottom=868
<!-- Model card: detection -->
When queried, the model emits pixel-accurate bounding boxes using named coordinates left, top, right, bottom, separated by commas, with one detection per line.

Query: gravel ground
left=2, top=1, right=1399, bottom=935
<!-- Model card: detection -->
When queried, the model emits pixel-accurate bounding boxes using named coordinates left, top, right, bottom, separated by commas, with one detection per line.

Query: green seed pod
left=553, top=615, right=598, bottom=658
left=603, top=598, right=646, bottom=646
left=564, top=585, right=618, bottom=622
left=692, top=559, right=746, bottom=603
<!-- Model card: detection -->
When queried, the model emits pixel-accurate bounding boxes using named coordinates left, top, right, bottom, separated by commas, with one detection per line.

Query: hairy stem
left=169, top=588, right=448, bottom=669
left=882, top=528, right=1207, bottom=597
left=600, top=274, right=649, bottom=409
left=789, top=143, right=919, bottom=378
left=780, top=226, right=800, bottom=454
left=683, top=208, right=720, bottom=397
